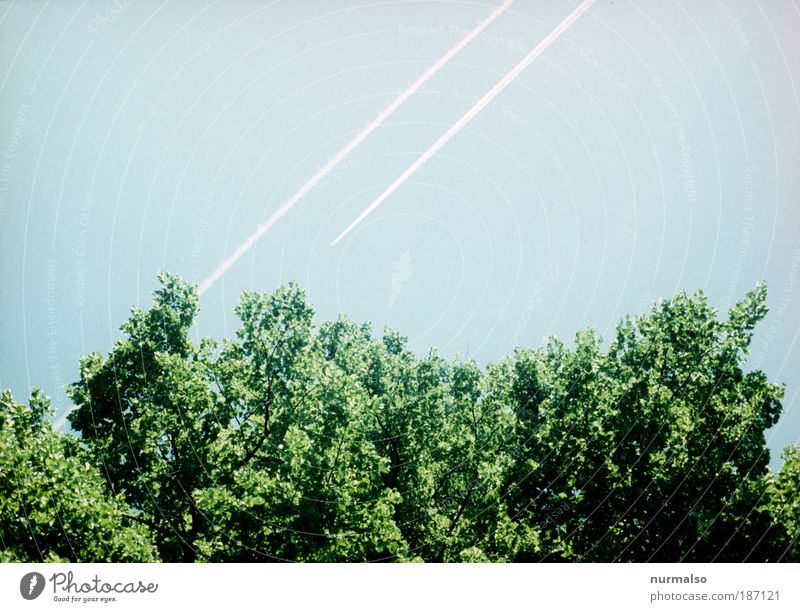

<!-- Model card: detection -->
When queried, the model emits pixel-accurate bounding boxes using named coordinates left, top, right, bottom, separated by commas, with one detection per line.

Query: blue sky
left=1, top=0, right=798, bottom=467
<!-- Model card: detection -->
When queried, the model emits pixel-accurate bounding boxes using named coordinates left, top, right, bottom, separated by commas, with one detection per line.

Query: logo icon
left=390, top=250, right=412, bottom=307
left=20, top=572, right=45, bottom=600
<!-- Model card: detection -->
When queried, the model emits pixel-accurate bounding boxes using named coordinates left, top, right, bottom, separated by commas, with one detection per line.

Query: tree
left=195, top=299, right=407, bottom=561
left=766, top=444, right=800, bottom=561
left=68, top=275, right=407, bottom=561
left=496, top=284, right=787, bottom=561
left=67, top=272, right=217, bottom=561
left=0, top=389, right=157, bottom=562
left=37, top=273, right=796, bottom=562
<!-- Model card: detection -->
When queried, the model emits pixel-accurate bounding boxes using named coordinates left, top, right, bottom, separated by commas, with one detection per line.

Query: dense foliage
left=0, top=390, right=157, bottom=561
left=2, top=273, right=798, bottom=561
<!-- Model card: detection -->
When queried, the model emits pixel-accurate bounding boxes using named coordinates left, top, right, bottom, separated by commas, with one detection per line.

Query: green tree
left=68, top=273, right=217, bottom=561
left=50, top=273, right=796, bottom=563
left=196, top=297, right=406, bottom=561
left=68, top=275, right=407, bottom=561
left=0, top=389, right=157, bottom=561
left=766, top=444, right=800, bottom=561
left=497, top=284, right=786, bottom=561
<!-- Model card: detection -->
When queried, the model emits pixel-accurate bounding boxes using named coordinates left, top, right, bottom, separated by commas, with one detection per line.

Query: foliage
left=0, top=389, right=157, bottom=561
left=499, top=285, right=786, bottom=561
left=3, top=273, right=797, bottom=562
left=766, top=444, right=800, bottom=561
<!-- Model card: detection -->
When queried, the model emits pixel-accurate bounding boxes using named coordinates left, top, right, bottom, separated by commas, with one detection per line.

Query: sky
left=0, top=0, right=798, bottom=468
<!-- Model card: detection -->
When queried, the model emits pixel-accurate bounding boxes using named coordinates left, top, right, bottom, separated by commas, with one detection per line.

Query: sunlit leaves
left=0, top=390, right=157, bottom=561
left=5, top=275, right=791, bottom=563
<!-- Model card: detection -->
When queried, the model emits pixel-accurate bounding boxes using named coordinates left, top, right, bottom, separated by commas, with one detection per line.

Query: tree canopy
left=0, top=389, right=157, bottom=562
left=2, top=273, right=797, bottom=561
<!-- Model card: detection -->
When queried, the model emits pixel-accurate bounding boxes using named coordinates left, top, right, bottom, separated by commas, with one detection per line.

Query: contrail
left=198, top=0, right=515, bottom=294
left=331, top=0, right=595, bottom=247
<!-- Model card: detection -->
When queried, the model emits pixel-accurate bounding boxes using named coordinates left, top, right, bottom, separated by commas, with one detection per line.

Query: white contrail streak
left=331, top=0, right=596, bottom=247
left=198, top=0, right=515, bottom=294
